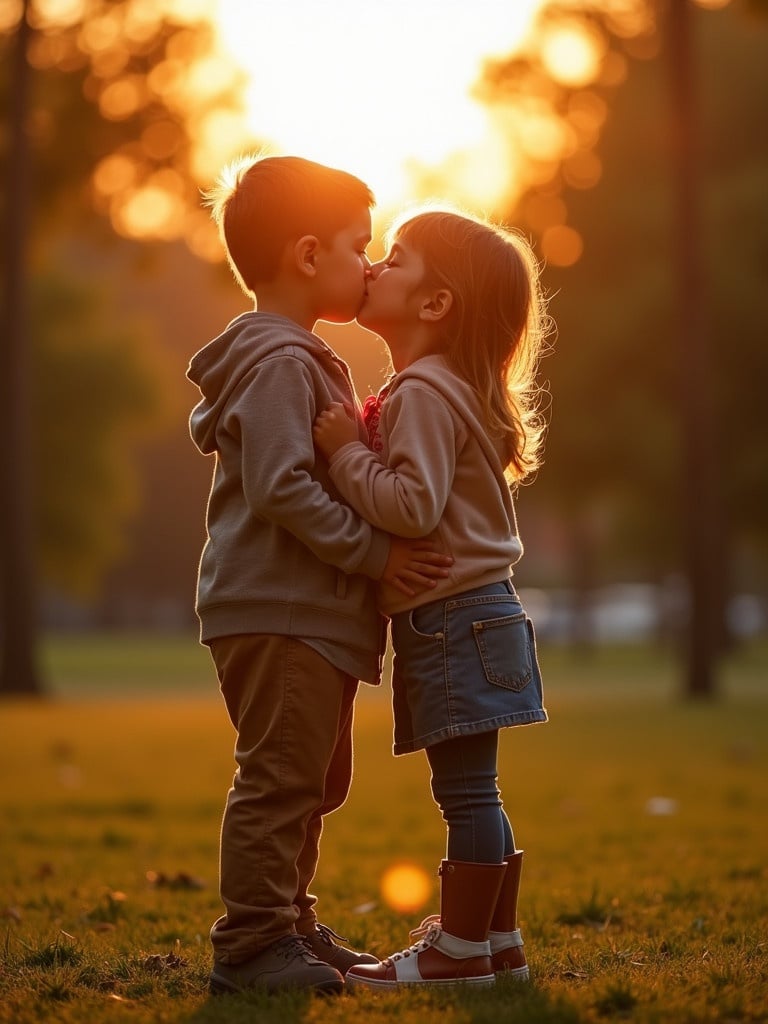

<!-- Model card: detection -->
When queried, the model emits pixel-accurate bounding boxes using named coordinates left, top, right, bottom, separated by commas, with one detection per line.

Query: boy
left=187, top=155, right=450, bottom=995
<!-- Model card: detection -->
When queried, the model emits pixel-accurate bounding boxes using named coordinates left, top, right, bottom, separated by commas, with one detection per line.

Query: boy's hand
left=383, top=538, right=453, bottom=597
left=313, top=402, right=358, bottom=459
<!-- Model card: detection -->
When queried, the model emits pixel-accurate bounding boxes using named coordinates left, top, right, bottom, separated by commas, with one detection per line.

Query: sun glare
left=213, top=0, right=545, bottom=215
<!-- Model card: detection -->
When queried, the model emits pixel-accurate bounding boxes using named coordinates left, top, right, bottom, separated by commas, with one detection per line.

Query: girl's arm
left=315, top=386, right=458, bottom=538
left=236, top=360, right=450, bottom=589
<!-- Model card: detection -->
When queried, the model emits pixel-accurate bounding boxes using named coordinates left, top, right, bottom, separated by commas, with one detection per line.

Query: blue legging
left=426, top=730, right=514, bottom=863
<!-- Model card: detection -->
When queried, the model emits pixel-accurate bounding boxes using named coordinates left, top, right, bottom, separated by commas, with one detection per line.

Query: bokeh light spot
left=563, top=149, right=602, bottom=190
left=113, top=185, right=186, bottom=240
left=380, top=862, right=432, bottom=914
left=541, top=224, right=583, bottom=267
left=93, top=153, right=138, bottom=197
left=541, top=23, right=605, bottom=88
left=99, top=76, right=145, bottom=120
left=79, top=12, right=122, bottom=53
left=0, top=0, right=22, bottom=32
left=31, top=0, right=86, bottom=29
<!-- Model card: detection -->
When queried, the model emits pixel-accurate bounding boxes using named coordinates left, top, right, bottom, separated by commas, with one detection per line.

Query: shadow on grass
left=454, top=976, right=583, bottom=1023
left=178, top=976, right=583, bottom=1024
left=181, top=986, right=315, bottom=1024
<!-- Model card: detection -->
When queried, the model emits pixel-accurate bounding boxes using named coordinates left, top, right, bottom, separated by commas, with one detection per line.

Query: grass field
left=1, top=635, right=766, bottom=1023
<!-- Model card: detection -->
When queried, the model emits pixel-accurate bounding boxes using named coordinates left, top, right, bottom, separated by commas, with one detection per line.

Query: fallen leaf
left=645, top=796, right=679, bottom=816
left=142, top=952, right=188, bottom=973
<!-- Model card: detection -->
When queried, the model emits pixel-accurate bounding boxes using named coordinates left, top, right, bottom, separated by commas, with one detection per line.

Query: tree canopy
left=482, top=0, right=768, bottom=686
left=0, top=0, right=246, bottom=693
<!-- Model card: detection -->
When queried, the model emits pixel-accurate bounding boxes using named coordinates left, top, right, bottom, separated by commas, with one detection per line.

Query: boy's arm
left=321, top=387, right=457, bottom=538
left=228, top=355, right=450, bottom=589
left=228, top=354, right=388, bottom=578
left=384, top=537, right=451, bottom=597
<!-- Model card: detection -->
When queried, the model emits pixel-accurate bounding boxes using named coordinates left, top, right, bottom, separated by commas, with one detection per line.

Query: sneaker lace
left=274, top=935, right=316, bottom=963
left=408, top=913, right=441, bottom=942
left=383, top=921, right=442, bottom=965
left=314, top=923, right=348, bottom=947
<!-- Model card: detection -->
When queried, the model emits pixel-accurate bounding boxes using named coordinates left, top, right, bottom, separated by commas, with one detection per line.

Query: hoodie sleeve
left=225, top=352, right=390, bottom=579
left=327, top=383, right=458, bottom=538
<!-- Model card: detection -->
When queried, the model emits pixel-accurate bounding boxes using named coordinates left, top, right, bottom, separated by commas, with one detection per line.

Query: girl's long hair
left=391, top=207, right=552, bottom=482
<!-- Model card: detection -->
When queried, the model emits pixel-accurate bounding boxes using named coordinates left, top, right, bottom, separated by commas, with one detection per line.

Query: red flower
left=362, top=394, right=379, bottom=427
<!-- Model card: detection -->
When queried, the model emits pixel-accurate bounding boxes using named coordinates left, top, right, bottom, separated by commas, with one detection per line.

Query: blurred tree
left=33, top=269, right=170, bottom=597
left=2, top=0, right=38, bottom=694
left=0, top=0, right=243, bottom=695
left=0, top=0, right=242, bottom=254
left=480, top=0, right=768, bottom=693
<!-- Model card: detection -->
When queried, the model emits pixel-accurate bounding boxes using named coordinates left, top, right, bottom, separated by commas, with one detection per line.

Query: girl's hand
left=313, top=402, right=359, bottom=459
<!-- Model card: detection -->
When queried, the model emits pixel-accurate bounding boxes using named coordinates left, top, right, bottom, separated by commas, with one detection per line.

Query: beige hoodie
left=328, top=354, right=523, bottom=616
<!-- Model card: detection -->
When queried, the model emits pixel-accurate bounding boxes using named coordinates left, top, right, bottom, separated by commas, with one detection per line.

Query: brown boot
left=489, top=850, right=529, bottom=979
left=346, top=860, right=507, bottom=990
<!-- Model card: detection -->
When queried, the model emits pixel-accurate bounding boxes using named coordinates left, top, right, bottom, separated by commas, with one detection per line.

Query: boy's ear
left=293, top=235, right=320, bottom=277
left=419, top=288, right=453, bottom=323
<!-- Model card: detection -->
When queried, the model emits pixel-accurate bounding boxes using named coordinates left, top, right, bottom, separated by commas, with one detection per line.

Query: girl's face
left=357, top=235, right=428, bottom=338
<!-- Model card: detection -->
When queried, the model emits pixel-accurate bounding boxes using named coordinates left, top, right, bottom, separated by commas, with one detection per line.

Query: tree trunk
left=0, top=0, right=43, bottom=697
left=666, top=0, right=721, bottom=698
left=567, top=507, right=598, bottom=654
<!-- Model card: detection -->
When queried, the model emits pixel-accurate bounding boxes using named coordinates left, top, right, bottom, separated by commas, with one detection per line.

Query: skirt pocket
left=472, top=612, right=533, bottom=692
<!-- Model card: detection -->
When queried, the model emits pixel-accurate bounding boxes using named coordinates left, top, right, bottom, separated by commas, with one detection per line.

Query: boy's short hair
left=205, top=155, right=375, bottom=296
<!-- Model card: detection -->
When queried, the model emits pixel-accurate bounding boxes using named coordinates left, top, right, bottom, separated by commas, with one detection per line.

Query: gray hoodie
left=187, top=311, right=389, bottom=683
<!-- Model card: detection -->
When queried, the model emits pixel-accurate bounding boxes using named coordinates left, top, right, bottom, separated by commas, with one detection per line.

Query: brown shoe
left=345, top=920, right=495, bottom=990
left=489, top=852, right=529, bottom=980
left=398, top=853, right=531, bottom=980
left=300, top=923, right=379, bottom=974
left=490, top=927, right=529, bottom=979
left=346, top=860, right=506, bottom=991
left=209, top=934, right=344, bottom=995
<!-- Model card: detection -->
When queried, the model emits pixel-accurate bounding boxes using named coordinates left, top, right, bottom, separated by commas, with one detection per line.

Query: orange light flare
left=212, top=0, right=548, bottom=217
left=21, top=0, right=243, bottom=249
left=380, top=862, right=434, bottom=915
left=22, top=0, right=726, bottom=259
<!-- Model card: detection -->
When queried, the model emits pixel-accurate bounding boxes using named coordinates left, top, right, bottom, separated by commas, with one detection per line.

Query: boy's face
left=357, top=234, right=427, bottom=339
left=315, top=208, right=372, bottom=323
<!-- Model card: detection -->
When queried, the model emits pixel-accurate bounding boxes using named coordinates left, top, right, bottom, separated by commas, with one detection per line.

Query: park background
left=1, top=1, right=767, bottom=1022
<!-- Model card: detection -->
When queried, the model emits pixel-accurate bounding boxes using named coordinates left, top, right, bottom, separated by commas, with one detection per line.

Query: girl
left=313, top=207, right=551, bottom=990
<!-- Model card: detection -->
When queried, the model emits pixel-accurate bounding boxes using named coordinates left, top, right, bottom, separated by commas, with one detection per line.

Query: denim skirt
left=390, top=579, right=547, bottom=755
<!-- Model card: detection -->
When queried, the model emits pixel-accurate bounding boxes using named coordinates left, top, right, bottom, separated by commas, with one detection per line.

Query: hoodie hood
left=187, top=311, right=334, bottom=455
left=388, top=355, right=510, bottom=483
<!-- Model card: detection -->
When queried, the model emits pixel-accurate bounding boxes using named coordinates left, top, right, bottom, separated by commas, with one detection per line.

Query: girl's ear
left=419, top=288, right=453, bottom=322
left=293, top=235, right=320, bottom=277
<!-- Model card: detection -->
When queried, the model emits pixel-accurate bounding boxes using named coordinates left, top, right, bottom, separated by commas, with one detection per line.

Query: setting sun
left=17, top=0, right=617, bottom=256
left=213, top=0, right=545, bottom=214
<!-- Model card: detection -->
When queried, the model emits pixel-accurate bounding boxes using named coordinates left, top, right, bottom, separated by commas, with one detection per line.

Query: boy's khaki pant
left=208, top=634, right=358, bottom=965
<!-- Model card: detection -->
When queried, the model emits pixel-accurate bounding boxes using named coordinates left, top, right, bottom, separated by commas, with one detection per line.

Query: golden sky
left=213, top=0, right=548, bottom=214
left=18, top=0, right=729, bottom=266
